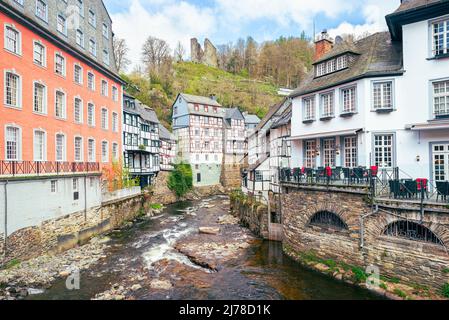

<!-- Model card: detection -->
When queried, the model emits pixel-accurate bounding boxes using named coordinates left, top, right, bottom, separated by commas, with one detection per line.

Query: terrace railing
left=0, top=160, right=100, bottom=177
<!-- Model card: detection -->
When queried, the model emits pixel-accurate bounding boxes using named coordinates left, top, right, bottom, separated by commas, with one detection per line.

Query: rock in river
left=199, top=227, right=220, bottom=235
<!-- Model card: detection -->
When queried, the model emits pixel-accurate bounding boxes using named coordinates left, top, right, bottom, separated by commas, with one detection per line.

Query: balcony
left=0, top=161, right=100, bottom=178
left=279, top=166, right=449, bottom=205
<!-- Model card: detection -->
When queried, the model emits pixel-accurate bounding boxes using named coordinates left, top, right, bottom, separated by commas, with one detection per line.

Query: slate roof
left=180, top=93, right=222, bottom=107
left=124, top=97, right=160, bottom=124
left=244, top=114, right=261, bottom=125
left=393, top=0, right=442, bottom=13
left=252, top=101, right=285, bottom=134
left=313, top=41, right=360, bottom=65
left=290, top=32, right=403, bottom=98
left=159, top=124, right=176, bottom=141
left=271, top=104, right=292, bottom=129
left=225, top=108, right=245, bottom=120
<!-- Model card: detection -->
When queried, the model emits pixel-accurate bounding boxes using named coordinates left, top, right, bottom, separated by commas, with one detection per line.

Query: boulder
left=199, top=227, right=220, bottom=235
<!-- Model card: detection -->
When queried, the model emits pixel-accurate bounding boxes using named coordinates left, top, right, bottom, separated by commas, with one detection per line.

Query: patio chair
left=436, top=181, right=449, bottom=202
left=343, top=167, right=351, bottom=183
left=333, top=167, right=342, bottom=181
left=389, top=180, right=401, bottom=199
left=404, top=180, right=418, bottom=199
left=353, top=167, right=365, bottom=184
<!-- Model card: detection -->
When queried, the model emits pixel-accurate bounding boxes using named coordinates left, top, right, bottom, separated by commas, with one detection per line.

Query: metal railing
left=0, top=160, right=100, bottom=177
left=279, top=166, right=449, bottom=205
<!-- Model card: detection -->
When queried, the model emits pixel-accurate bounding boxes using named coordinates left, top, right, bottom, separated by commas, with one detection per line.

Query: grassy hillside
left=123, top=62, right=281, bottom=129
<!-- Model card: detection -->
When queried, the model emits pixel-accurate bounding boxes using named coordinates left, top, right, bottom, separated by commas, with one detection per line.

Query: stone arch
left=308, top=210, right=349, bottom=231
left=382, top=220, right=446, bottom=247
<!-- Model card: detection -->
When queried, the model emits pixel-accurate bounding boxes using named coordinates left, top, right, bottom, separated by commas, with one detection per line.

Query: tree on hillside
left=142, top=36, right=172, bottom=74
left=113, top=37, right=131, bottom=73
left=174, top=41, right=186, bottom=62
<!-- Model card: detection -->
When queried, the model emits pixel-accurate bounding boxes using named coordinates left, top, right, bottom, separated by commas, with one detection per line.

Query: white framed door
left=433, top=143, right=449, bottom=182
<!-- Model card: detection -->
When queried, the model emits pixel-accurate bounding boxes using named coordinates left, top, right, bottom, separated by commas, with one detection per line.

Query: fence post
left=420, top=184, right=425, bottom=222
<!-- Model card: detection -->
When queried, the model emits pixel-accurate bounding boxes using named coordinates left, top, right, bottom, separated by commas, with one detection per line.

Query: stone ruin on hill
left=191, top=38, right=219, bottom=68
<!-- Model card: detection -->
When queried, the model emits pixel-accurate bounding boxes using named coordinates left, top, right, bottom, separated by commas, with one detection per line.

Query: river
left=29, top=196, right=381, bottom=300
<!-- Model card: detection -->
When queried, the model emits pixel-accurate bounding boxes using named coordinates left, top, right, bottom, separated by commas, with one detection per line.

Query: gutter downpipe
left=360, top=204, right=378, bottom=249
left=3, top=180, right=8, bottom=259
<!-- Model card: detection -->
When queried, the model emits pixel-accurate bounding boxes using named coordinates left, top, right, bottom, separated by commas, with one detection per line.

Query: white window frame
left=320, top=91, right=334, bottom=118
left=33, top=129, right=47, bottom=161
left=74, top=96, right=83, bottom=124
left=87, top=138, right=96, bottom=162
left=87, top=71, right=95, bottom=91
left=87, top=102, right=95, bottom=127
left=341, top=85, right=357, bottom=114
left=55, top=132, right=66, bottom=162
left=4, top=24, right=22, bottom=55
left=101, top=80, right=108, bottom=96
left=54, top=89, right=66, bottom=119
left=33, top=80, right=47, bottom=115
left=372, top=80, right=395, bottom=111
left=4, top=70, right=22, bottom=109
left=56, top=14, right=67, bottom=36
left=431, top=17, right=449, bottom=57
left=74, top=64, right=83, bottom=85
left=4, top=125, right=22, bottom=161
left=35, top=0, right=48, bottom=22
left=112, top=142, right=119, bottom=162
left=33, top=40, right=46, bottom=67
left=101, top=107, right=108, bottom=130
left=101, top=140, right=109, bottom=163
left=373, top=133, right=395, bottom=169
left=303, top=96, right=316, bottom=121
left=112, top=112, right=118, bottom=132
left=54, top=52, right=66, bottom=77
left=74, top=136, right=84, bottom=162
left=432, top=79, right=449, bottom=118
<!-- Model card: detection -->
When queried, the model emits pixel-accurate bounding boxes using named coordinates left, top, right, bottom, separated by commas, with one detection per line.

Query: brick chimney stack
left=314, top=30, right=334, bottom=61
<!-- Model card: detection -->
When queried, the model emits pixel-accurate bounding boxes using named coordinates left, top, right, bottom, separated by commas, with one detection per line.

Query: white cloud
left=110, top=0, right=401, bottom=68
left=111, top=0, right=215, bottom=69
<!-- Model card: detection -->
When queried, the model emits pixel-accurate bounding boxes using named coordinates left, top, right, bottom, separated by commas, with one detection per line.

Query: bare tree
left=174, top=41, right=186, bottom=62
left=142, top=36, right=171, bottom=73
left=113, top=37, right=131, bottom=73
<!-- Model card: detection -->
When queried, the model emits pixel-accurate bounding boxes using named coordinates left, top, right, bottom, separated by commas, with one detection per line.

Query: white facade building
left=288, top=0, right=449, bottom=189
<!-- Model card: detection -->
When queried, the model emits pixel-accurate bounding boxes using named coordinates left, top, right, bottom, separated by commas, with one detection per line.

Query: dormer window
left=432, top=19, right=449, bottom=57
left=315, top=54, right=349, bottom=77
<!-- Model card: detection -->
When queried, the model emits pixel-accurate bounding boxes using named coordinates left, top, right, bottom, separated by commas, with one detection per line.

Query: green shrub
left=394, top=289, right=407, bottom=299
left=168, top=162, right=193, bottom=198
left=1, top=259, right=20, bottom=270
left=442, top=268, right=449, bottom=274
left=442, top=283, right=449, bottom=298
left=150, top=203, right=163, bottom=210
left=352, top=267, right=368, bottom=283
left=379, top=282, right=388, bottom=290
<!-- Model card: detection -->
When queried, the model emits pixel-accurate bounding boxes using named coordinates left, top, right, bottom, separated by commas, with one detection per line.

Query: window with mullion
left=374, top=134, right=394, bottom=168
left=320, top=92, right=334, bottom=118
left=323, top=138, right=336, bottom=167
left=341, top=86, right=356, bottom=113
left=432, top=19, right=449, bottom=56
left=303, top=97, right=316, bottom=121
left=344, top=136, right=357, bottom=168
left=433, top=80, right=449, bottom=118
left=373, top=81, right=393, bottom=110
left=305, top=140, right=316, bottom=168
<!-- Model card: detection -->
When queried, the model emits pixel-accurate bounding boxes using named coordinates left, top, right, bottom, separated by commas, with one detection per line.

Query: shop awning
left=288, top=128, right=363, bottom=141
left=406, top=121, right=449, bottom=131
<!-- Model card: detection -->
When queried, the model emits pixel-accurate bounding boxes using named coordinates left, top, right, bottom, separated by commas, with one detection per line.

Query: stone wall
left=282, top=187, right=449, bottom=292
left=190, top=38, right=218, bottom=68
left=150, top=171, right=178, bottom=205
left=230, top=195, right=268, bottom=239
left=0, top=193, right=144, bottom=265
left=220, top=163, right=243, bottom=189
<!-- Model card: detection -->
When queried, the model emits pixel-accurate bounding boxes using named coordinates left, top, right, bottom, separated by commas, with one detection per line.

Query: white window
left=88, top=9, right=96, bottom=27
left=112, top=112, right=118, bottom=132
left=323, top=138, right=335, bottom=167
left=373, top=81, right=393, bottom=110
left=35, top=0, right=48, bottom=21
left=57, top=14, right=66, bottom=35
left=76, top=29, right=84, bottom=47
left=55, top=53, right=65, bottom=76
left=33, top=82, right=47, bottom=114
left=77, top=0, right=84, bottom=16
left=433, top=80, right=449, bottom=118
left=320, top=92, right=334, bottom=118
left=326, top=60, right=336, bottom=74
left=88, top=138, right=95, bottom=162
left=305, top=140, right=316, bottom=168
left=101, top=108, right=108, bottom=129
left=74, top=137, right=83, bottom=162
left=87, top=72, right=95, bottom=90
left=5, top=25, right=21, bottom=55
left=56, top=133, right=66, bottom=161
left=374, top=134, right=394, bottom=168
left=101, top=141, right=109, bottom=163
left=33, top=41, right=46, bottom=67
left=89, top=39, right=96, bottom=56
left=316, top=63, right=326, bottom=77
left=74, top=97, right=83, bottom=123
left=336, top=55, right=348, bottom=70
left=74, top=64, right=83, bottom=84
left=341, top=86, right=356, bottom=113
left=33, top=130, right=46, bottom=161
left=50, top=180, right=58, bottom=193
left=112, top=143, right=118, bottom=162
left=73, top=178, right=79, bottom=191
left=87, top=103, right=95, bottom=126
left=4, top=71, right=21, bottom=108
left=55, top=90, right=66, bottom=118
left=112, top=86, right=118, bottom=101
left=5, top=126, right=21, bottom=161
left=344, top=136, right=357, bottom=168
left=103, top=49, right=110, bottom=65
left=432, top=19, right=449, bottom=56
left=101, top=80, right=108, bottom=96
left=102, top=23, right=109, bottom=39
left=303, top=96, right=316, bottom=121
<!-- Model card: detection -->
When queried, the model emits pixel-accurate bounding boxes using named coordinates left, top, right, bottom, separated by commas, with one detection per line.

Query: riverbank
left=0, top=195, right=382, bottom=300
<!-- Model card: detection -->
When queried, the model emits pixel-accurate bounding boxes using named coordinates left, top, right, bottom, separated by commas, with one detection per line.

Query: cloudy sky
left=104, top=0, right=400, bottom=69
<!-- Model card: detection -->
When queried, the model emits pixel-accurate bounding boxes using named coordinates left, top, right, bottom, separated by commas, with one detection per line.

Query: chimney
left=210, top=94, right=217, bottom=101
left=314, top=30, right=334, bottom=61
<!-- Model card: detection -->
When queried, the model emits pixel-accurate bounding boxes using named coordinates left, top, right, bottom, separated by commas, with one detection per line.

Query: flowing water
left=29, top=197, right=381, bottom=300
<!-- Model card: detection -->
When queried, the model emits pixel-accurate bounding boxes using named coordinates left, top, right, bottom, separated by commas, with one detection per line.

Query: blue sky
left=103, top=0, right=400, bottom=70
